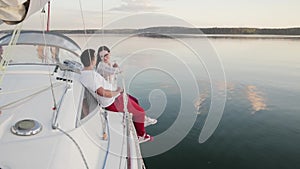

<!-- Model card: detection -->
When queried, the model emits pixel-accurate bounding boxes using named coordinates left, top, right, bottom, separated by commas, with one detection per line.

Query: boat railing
left=52, top=83, right=71, bottom=129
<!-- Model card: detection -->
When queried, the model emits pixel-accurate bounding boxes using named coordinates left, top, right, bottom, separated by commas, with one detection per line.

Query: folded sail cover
left=0, top=31, right=82, bottom=57
left=0, top=0, right=49, bottom=25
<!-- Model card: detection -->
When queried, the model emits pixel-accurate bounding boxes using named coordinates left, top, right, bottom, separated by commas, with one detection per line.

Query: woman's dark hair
left=80, top=49, right=95, bottom=67
left=96, top=46, right=110, bottom=66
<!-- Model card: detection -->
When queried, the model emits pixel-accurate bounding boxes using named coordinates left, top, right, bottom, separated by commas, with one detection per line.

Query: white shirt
left=97, top=62, right=120, bottom=90
left=79, top=70, right=119, bottom=107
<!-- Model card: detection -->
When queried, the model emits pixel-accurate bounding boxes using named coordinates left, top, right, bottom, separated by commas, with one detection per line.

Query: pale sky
left=1, top=0, right=300, bottom=30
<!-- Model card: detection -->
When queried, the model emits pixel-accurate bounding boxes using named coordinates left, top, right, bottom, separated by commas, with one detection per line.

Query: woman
left=96, top=46, right=157, bottom=127
left=96, top=46, right=120, bottom=90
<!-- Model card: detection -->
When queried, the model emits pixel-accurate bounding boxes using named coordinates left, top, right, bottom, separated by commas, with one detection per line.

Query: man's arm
left=96, top=87, right=123, bottom=98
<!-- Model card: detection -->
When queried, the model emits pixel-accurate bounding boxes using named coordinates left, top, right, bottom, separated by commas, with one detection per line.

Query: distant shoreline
left=1, top=27, right=300, bottom=39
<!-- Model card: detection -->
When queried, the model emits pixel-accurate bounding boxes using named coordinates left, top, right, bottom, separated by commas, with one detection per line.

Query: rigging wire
left=78, top=0, right=89, bottom=48
left=76, top=0, right=144, bottom=168
left=0, top=2, right=88, bottom=169
left=78, top=0, right=93, bottom=89
left=99, top=0, right=142, bottom=167
left=98, top=1, right=113, bottom=169
left=122, top=74, right=132, bottom=169
left=57, top=127, right=90, bottom=169
left=101, top=0, right=104, bottom=45
left=0, top=83, right=62, bottom=111
left=76, top=1, right=112, bottom=168
left=119, top=106, right=128, bottom=169
left=39, top=1, right=59, bottom=121
left=99, top=106, right=108, bottom=140
left=101, top=110, right=111, bottom=169
left=0, top=23, right=23, bottom=85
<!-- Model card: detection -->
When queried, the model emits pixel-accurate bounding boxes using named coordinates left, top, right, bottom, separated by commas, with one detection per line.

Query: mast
left=46, top=1, right=51, bottom=31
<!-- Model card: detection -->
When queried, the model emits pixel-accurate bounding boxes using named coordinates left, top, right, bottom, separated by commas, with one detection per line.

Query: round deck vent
left=0, top=165, right=12, bottom=169
left=11, top=119, right=42, bottom=136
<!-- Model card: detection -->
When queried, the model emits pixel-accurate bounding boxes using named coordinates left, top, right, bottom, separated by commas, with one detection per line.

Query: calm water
left=72, top=34, right=300, bottom=169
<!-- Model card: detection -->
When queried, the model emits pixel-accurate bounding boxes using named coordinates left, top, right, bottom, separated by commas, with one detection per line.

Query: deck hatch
left=11, top=119, right=42, bottom=136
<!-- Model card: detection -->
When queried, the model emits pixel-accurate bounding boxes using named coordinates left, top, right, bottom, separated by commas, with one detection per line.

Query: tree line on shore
left=1, top=27, right=300, bottom=35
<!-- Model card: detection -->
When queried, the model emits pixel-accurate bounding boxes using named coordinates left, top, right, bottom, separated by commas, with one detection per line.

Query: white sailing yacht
left=0, top=1, right=146, bottom=169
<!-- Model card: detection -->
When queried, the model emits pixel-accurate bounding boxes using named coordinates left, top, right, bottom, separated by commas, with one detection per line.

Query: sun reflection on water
left=246, top=85, right=268, bottom=114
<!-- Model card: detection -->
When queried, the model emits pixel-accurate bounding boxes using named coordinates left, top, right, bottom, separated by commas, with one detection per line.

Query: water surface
left=73, top=35, right=300, bottom=169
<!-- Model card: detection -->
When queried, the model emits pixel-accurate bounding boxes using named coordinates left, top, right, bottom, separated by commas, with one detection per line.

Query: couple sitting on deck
left=79, top=47, right=157, bottom=143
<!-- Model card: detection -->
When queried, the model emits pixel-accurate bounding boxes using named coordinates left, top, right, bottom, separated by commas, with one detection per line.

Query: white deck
left=0, top=64, right=144, bottom=169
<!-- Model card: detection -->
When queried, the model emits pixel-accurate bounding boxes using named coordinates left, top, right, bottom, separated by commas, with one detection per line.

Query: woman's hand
left=112, top=63, right=119, bottom=68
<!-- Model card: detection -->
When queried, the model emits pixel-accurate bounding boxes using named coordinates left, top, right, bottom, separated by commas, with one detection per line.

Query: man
left=79, top=49, right=153, bottom=143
